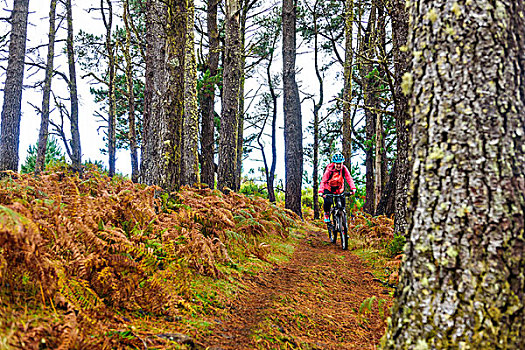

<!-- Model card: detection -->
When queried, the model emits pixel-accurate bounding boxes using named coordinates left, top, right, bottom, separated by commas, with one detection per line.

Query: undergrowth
left=346, top=213, right=403, bottom=287
left=0, top=165, right=299, bottom=349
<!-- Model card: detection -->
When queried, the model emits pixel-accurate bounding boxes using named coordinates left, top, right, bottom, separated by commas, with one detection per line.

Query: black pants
left=323, top=189, right=345, bottom=213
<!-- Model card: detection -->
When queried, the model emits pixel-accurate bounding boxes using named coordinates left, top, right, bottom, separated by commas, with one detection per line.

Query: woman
left=319, top=153, right=356, bottom=222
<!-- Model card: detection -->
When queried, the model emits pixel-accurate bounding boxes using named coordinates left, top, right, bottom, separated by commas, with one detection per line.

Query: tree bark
left=217, top=0, right=241, bottom=192
left=162, top=0, right=186, bottom=191
left=263, top=33, right=278, bottom=203
left=122, top=0, right=139, bottom=182
left=141, top=0, right=186, bottom=191
left=181, top=0, right=200, bottom=187
left=382, top=1, right=525, bottom=348
left=342, top=0, right=353, bottom=176
left=35, top=0, right=57, bottom=174
left=391, top=0, right=410, bottom=236
left=375, top=160, right=395, bottom=217
left=361, top=4, right=377, bottom=214
left=102, top=0, right=116, bottom=177
left=312, top=0, right=324, bottom=220
left=141, top=0, right=167, bottom=186
left=282, top=0, right=303, bottom=217
left=200, top=0, right=219, bottom=189
left=0, top=0, right=30, bottom=173
left=65, top=0, right=82, bottom=173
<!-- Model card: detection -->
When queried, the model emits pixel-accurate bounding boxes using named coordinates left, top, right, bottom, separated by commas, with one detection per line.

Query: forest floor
left=197, top=227, right=394, bottom=350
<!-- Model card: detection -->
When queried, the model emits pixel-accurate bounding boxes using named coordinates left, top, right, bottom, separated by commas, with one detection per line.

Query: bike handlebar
left=323, top=192, right=354, bottom=197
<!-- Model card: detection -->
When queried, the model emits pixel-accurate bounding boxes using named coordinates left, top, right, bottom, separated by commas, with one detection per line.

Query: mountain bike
left=325, top=192, right=352, bottom=250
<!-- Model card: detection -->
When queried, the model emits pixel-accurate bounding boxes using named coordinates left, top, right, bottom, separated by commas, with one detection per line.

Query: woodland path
left=199, top=228, right=393, bottom=350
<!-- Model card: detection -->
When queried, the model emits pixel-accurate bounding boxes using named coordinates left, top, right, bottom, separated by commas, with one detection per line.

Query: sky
left=0, top=0, right=346, bottom=184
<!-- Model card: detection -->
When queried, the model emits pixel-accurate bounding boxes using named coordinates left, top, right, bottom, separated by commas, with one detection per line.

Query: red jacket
left=319, top=163, right=356, bottom=195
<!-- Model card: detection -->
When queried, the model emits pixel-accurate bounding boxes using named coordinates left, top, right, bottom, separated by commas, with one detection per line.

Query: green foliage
left=239, top=180, right=268, bottom=198
left=359, top=296, right=387, bottom=321
left=75, top=3, right=145, bottom=154
left=21, top=138, right=66, bottom=173
left=301, top=187, right=315, bottom=209
left=386, top=233, right=406, bottom=258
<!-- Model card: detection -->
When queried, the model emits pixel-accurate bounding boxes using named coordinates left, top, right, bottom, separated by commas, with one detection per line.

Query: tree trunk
left=235, top=0, right=254, bottom=191
left=123, top=0, right=139, bottom=182
left=375, top=160, right=395, bottom=217
left=374, top=110, right=382, bottom=212
left=282, top=0, right=303, bottom=217
left=268, top=83, right=277, bottom=203
left=141, top=0, right=168, bottom=186
left=161, top=0, right=186, bottom=191
left=0, top=0, right=30, bottom=173
left=102, top=0, right=116, bottom=177
left=200, top=0, right=219, bottom=189
left=382, top=1, right=525, bottom=348
left=264, top=36, right=278, bottom=203
left=374, top=2, right=387, bottom=214
left=361, top=4, right=377, bottom=215
left=312, top=0, right=323, bottom=220
left=217, top=0, right=241, bottom=192
left=342, top=0, right=353, bottom=179
left=66, top=0, right=82, bottom=173
left=181, top=0, right=200, bottom=187
left=235, top=70, right=244, bottom=191
left=35, top=0, right=57, bottom=174
left=391, top=0, right=410, bottom=236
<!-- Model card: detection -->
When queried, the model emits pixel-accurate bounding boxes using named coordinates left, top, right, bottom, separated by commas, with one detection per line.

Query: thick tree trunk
left=217, top=0, right=241, bottom=192
left=181, top=0, right=200, bottom=187
left=123, top=0, right=139, bottom=182
left=162, top=0, right=186, bottom=191
left=391, top=0, right=410, bottom=236
left=382, top=1, right=525, bottom=348
left=282, top=0, right=303, bottom=217
left=66, top=0, right=82, bottom=173
left=200, top=0, right=219, bottom=189
left=141, top=0, right=168, bottom=186
left=141, top=0, right=186, bottom=191
left=35, top=0, right=57, bottom=174
left=0, top=0, right=30, bottom=173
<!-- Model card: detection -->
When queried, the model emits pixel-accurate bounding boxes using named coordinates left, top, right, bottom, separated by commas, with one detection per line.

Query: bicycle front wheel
left=331, top=214, right=341, bottom=244
left=327, top=221, right=336, bottom=243
left=340, top=212, right=348, bottom=250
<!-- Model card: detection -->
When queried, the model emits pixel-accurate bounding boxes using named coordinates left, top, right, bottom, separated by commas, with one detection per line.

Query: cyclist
left=319, top=153, right=357, bottom=222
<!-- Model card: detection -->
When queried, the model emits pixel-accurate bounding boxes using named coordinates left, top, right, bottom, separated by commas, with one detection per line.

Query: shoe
left=323, top=212, right=330, bottom=223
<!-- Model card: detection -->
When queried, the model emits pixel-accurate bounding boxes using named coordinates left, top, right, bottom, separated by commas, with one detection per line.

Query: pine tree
left=382, top=1, right=525, bottom=347
left=0, top=0, right=30, bottom=172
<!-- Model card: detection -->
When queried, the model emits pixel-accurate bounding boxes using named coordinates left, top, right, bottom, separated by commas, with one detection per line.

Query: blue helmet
left=332, top=153, right=345, bottom=163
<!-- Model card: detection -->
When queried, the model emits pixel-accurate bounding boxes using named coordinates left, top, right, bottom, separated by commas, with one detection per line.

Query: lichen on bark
left=382, top=1, right=525, bottom=349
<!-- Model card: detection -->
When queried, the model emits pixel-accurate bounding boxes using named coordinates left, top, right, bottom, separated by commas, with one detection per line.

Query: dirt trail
left=201, top=228, right=393, bottom=350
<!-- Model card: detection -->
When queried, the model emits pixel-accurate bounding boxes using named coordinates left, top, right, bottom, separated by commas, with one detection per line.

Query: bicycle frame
left=325, top=193, right=350, bottom=221
left=324, top=192, right=351, bottom=249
